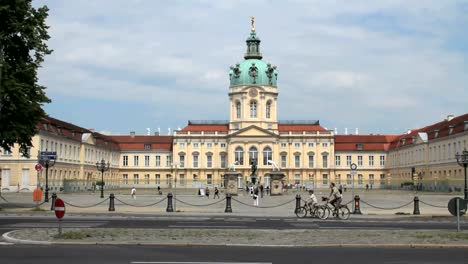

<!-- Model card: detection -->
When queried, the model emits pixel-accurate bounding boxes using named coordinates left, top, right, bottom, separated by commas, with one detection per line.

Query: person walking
left=253, top=186, right=259, bottom=206
left=214, top=187, right=220, bottom=199
left=205, top=187, right=210, bottom=198
left=259, top=184, right=264, bottom=198
left=131, top=187, right=136, bottom=200
left=157, top=186, right=162, bottom=195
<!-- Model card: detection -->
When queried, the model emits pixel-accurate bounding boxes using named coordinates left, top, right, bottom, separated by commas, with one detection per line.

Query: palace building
left=1, top=25, right=467, bottom=193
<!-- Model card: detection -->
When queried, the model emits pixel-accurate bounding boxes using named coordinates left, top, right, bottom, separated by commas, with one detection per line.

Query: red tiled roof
left=109, top=135, right=173, bottom=151
left=278, top=125, right=326, bottom=131
left=335, top=135, right=398, bottom=151
left=389, top=113, right=468, bottom=149
left=181, top=125, right=229, bottom=132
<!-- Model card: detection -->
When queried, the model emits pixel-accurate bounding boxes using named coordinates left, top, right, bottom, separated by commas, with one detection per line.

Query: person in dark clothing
left=259, top=184, right=264, bottom=198
left=214, top=187, right=220, bottom=199
left=205, top=187, right=210, bottom=198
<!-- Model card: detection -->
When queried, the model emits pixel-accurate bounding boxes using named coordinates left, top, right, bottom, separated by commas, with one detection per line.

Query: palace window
left=207, top=143, right=213, bottom=148
left=281, top=154, right=287, bottom=167
left=123, top=156, right=128, bottom=167
left=236, top=101, right=241, bottom=119
left=249, top=146, right=258, bottom=164
left=193, top=154, right=199, bottom=168
left=346, top=174, right=352, bottom=185
left=179, top=155, right=185, bottom=168
left=322, top=174, right=328, bottom=185
left=335, top=155, right=341, bottom=166
left=144, top=155, right=150, bottom=167
left=133, top=174, right=139, bottom=185
left=380, top=155, right=385, bottom=166
left=322, top=143, right=328, bottom=148
left=295, top=155, right=301, bottom=168
left=207, top=155, right=213, bottom=168
left=380, top=174, right=386, bottom=185
left=335, top=174, right=341, bottom=185
left=144, top=174, right=150, bottom=184
left=193, top=143, right=199, bottom=149
left=220, top=153, right=227, bottom=168
left=369, top=174, right=375, bottom=185
left=263, top=146, right=272, bottom=165
left=207, top=174, right=213, bottom=185
left=250, top=100, right=257, bottom=118
left=358, top=174, right=363, bottom=185
left=155, top=174, right=160, bottom=184
left=166, top=155, right=172, bottom=167
left=369, top=155, right=374, bottom=166
left=294, top=143, right=301, bottom=148
left=294, top=174, right=301, bottom=184
left=357, top=155, right=363, bottom=166
left=308, top=155, right=314, bottom=168
left=134, top=156, right=139, bottom=166
left=144, top=144, right=151, bottom=150
left=281, top=143, right=287, bottom=148
left=266, top=101, right=271, bottom=119
left=322, top=154, right=328, bottom=168
left=308, top=142, right=314, bottom=148
left=123, top=174, right=128, bottom=185
left=155, top=155, right=161, bottom=167
left=220, top=143, right=227, bottom=148
left=179, top=174, right=185, bottom=185
left=166, top=174, right=171, bottom=185
left=235, top=147, right=244, bottom=165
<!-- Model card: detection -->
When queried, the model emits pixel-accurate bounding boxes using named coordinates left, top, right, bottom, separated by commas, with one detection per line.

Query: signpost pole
left=457, top=199, right=460, bottom=232
left=58, top=218, right=62, bottom=236
left=350, top=163, right=358, bottom=212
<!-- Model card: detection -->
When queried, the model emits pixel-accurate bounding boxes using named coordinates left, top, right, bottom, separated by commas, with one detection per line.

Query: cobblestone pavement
left=0, top=189, right=458, bottom=217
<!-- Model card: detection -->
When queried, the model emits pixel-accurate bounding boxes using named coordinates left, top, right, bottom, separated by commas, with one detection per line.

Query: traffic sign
left=350, top=163, right=358, bottom=170
left=35, top=163, right=43, bottom=172
left=54, top=198, right=65, bottom=219
left=448, top=197, right=466, bottom=217
left=39, top=151, right=57, bottom=161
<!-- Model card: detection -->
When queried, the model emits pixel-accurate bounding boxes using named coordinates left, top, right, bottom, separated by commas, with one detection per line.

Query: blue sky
left=34, top=0, right=468, bottom=135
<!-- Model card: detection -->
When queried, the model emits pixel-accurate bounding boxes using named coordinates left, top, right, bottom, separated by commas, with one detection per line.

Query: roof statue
left=251, top=16, right=255, bottom=32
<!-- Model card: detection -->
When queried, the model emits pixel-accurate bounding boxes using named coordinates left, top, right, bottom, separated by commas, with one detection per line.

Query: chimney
left=446, top=114, right=454, bottom=122
left=154, top=131, right=160, bottom=136
left=355, top=128, right=359, bottom=135
left=345, top=128, right=348, bottom=135
left=334, top=128, right=338, bottom=135
left=130, top=131, right=135, bottom=138
left=158, top=127, right=161, bottom=134
left=168, top=128, right=171, bottom=135
left=407, top=129, right=411, bottom=134
left=89, top=128, right=95, bottom=132
left=146, top=128, right=151, bottom=135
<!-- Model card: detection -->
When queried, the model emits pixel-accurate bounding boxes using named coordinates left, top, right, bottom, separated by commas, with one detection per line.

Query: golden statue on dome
left=251, top=16, right=255, bottom=32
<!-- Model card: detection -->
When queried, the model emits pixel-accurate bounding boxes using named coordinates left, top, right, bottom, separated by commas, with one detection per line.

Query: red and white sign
left=35, top=163, right=43, bottom=172
left=54, top=198, right=65, bottom=219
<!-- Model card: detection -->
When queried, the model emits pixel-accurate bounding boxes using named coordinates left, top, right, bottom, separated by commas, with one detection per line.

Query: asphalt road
left=0, top=245, right=466, bottom=264
left=0, top=215, right=466, bottom=232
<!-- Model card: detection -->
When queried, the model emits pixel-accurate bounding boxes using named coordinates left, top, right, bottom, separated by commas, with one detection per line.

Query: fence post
left=353, top=195, right=362, bottom=214
left=109, top=193, right=115, bottom=212
left=295, top=194, right=301, bottom=213
left=413, top=196, right=420, bottom=215
left=50, top=193, right=57, bottom=211
left=225, top=193, right=232, bottom=213
left=166, top=193, right=174, bottom=212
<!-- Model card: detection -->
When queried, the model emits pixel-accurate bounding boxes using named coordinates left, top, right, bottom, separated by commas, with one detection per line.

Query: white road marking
left=0, top=242, right=13, bottom=245
left=131, top=262, right=272, bottom=264
left=168, top=225, right=246, bottom=228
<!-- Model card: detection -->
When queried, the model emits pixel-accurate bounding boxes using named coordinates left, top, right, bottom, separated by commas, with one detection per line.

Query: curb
left=2, top=230, right=51, bottom=245
left=3, top=230, right=468, bottom=248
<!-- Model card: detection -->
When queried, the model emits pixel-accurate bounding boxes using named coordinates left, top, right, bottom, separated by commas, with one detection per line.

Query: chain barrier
left=232, top=197, right=295, bottom=209
left=343, top=200, right=353, bottom=206
left=174, top=197, right=226, bottom=207
left=360, top=200, right=413, bottom=210
left=0, top=196, right=9, bottom=203
left=419, top=200, right=446, bottom=208
left=114, top=197, right=167, bottom=207
left=63, top=198, right=109, bottom=208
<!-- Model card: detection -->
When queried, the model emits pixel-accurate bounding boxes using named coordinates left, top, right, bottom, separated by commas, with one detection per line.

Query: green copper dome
left=229, top=31, right=278, bottom=87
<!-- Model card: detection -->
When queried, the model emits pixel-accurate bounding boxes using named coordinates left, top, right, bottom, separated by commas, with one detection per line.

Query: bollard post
left=353, top=195, right=362, bottom=214
left=166, top=193, right=174, bottom=212
left=109, top=193, right=115, bottom=212
left=413, top=196, right=420, bottom=215
left=295, top=194, right=301, bottom=213
left=50, top=193, right=57, bottom=211
left=225, top=193, right=232, bottom=213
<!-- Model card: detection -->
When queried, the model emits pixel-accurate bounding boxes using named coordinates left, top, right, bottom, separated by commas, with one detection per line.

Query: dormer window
left=434, top=130, right=439, bottom=138
left=464, top=121, right=468, bottom=131
left=356, top=143, right=363, bottom=150
left=401, top=139, right=406, bottom=145
left=448, top=126, right=454, bottom=135
left=43, top=123, right=48, bottom=130
left=144, top=144, right=151, bottom=150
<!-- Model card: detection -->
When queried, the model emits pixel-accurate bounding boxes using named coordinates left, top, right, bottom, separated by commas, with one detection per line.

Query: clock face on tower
left=249, top=88, right=258, bottom=97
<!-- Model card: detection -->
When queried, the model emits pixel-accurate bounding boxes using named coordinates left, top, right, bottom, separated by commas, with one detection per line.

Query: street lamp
left=171, top=162, right=180, bottom=211
left=96, top=159, right=110, bottom=198
left=38, top=151, right=56, bottom=202
left=455, top=149, right=468, bottom=200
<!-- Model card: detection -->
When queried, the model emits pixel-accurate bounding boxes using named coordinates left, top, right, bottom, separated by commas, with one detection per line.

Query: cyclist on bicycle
left=328, top=182, right=342, bottom=213
left=306, top=190, right=318, bottom=208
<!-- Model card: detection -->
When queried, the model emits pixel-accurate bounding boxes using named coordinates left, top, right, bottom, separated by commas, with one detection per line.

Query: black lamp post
left=96, top=159, right=110, bottom=198
left=39, top=151, right=56, bottom=202
left=455, top=149, right=468, bottom=200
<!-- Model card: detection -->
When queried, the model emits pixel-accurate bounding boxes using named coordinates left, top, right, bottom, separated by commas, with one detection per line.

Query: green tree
left=0, top=0, right=52, bottom=157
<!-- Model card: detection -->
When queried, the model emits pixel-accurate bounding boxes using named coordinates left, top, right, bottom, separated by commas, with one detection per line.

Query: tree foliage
left=0, top=0, right=52, bottom=157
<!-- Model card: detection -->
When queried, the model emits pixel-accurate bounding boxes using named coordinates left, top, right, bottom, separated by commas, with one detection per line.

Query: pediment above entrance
left=229, top=125, right=278, bottom=138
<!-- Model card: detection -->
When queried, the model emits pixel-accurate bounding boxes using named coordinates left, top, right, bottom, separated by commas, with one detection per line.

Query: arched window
left=250, top=100, right=257, bottom=118
left=235, top=147, right=244, bottom=165
left=236, top=101, right=241, bottom=119
left=249, top=146, right=258, bottom=164
left=263, top=146, right=272, bottom=165
left=266, top=101, right=271, bottom=119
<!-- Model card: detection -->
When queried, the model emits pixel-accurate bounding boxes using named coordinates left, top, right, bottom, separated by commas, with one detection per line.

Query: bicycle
left=320, top=196, right=350, bottom=220
left=295, top=201, right=327, bottom=219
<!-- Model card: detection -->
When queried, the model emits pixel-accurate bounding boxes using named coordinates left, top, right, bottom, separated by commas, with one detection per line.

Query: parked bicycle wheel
left=318, top=205, right=330, bottom=220
left=337, top=205, right=350, bottom=220
left=295, top=206, right=308, bottom=218
left=314, top=206, right=326, bottom=219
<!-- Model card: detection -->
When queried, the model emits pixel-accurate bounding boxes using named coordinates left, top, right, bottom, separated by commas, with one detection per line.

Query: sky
left=34, top=0, right=468, bottom=136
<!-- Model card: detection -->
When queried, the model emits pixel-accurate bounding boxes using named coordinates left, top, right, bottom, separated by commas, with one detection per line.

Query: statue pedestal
left=265, top=172, right=285, bottom=196
left=224, top=172, right=241, bottom=195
